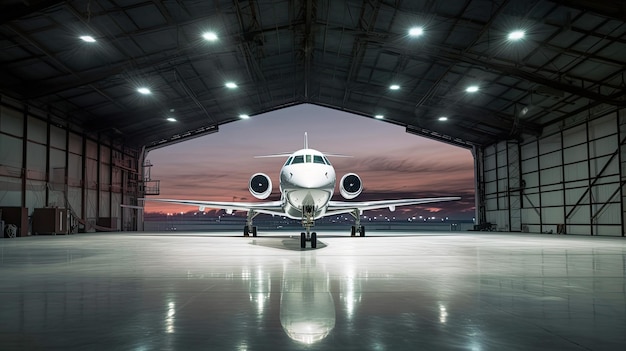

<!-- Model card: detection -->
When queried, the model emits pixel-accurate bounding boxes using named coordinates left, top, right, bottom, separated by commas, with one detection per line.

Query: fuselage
left=279, top=148, right=336, bottom=219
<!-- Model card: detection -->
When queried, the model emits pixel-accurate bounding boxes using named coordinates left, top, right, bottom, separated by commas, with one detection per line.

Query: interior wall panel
left=0, top=134, right=22, bottom=170
left=540, top=167, right=562, bottom=184
left=542, top=190, right=564, bottom=206
left=69, top=133, right=82, bottom=155
left=68, top=186, right=82, bottom=216
left=523, top=171, right=539, bottom=188
left=0, top=176, right=21, bottom=206
left=1, top=96, right=142, bottom=233
left=564, top=162, right=588, bottom=181
left=25, top=180, right=46, bottom=212
left=565, top=188, right=588, bottom=205
left=27, top=116, right=46, bottom=143
left=589, top=136, right=617, bottom=157
left=68, top=153, right=82, bottom=186
left=588, top=113, right=616, bottom=139
left=86, top=159, right=98, bottom=189
left=562, top=124, right=586, bottom=147
left=563, top=144, right=587, bottom=163
left=539, top=133, right=561, bottom=154
left=26, top=141, right=46, bottom=178
left=87, top=189, right=98, bottom=220
left=594, top=203, right=620, bottom=224
left=480, top=108, right=625, bottom=236
left=594, top=225, right=621, bottom=236
left=100, top=164, right=110, bottom=188
left=50, top=125, right=66, bottom=150
left=567, top=205, right=589, bottom=223
left=99, top=191, right=110, bottom=217
left=0, top=105, right=23, bottom=136
left=112, top=193, right=121, bottom=218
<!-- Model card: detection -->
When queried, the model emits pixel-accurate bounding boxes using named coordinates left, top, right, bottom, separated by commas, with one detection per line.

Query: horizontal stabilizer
left=254, top=153, right=293, bottom=158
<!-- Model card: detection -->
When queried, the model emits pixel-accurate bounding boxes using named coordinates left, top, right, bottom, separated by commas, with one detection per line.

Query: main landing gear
left=351, top=225, right=365, bottom=237
left=243, top=225, right=257, bottom=237
left=350, top=209, right=365, bottom=237
left=243, top=210, right=259, bottom=237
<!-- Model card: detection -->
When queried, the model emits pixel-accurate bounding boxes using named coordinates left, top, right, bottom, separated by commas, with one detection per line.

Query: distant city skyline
left=144, top=104, right=476, bottom=219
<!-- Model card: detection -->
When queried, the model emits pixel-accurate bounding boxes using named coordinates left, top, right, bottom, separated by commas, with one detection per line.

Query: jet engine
left=249, top=173, right=272, bottom=199
left=340, top=173, right=362, bottom=199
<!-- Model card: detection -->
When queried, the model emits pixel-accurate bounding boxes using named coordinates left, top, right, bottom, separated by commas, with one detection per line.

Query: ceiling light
left=375, top=115, right=384, bottom=119
left=508, top=30, right=525, bottom=41
left=225, top=82, right=238, bottom=89
left=465, top=86, right=479, bottom=93
left=166, top=117, right=177, bottom=122
left=203, top=32, right=218, bottom=41
left=438, top=116, right=448, bottom=121
left=79, top=35, right=96, bottom=42
left=408, top=27, right=424, bottom=37
left=239, top=114, right=250, bottom=119
left=137, top=87, right=151, bottom=95
left=389, top=84, right=400, bottom=90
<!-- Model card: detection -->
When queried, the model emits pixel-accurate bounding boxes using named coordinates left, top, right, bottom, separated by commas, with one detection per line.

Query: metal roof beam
left=0, top=0, right=65, bottom=25
left=550, top=0, right=626, bottom=21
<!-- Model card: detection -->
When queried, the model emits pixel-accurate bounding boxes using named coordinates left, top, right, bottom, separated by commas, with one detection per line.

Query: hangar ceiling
left=1, top=0, right=625, bottom=149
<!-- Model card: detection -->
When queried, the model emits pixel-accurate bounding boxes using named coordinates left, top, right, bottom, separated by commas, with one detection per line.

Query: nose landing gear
left=300, top=205, right=317, bottom=248
left=300, top=231, right=317, bottom=248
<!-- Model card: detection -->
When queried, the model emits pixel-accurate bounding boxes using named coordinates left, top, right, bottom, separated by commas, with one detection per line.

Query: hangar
left=1, top=0, right=626, bottom=235
left=1, top=1, right=625, bottom=350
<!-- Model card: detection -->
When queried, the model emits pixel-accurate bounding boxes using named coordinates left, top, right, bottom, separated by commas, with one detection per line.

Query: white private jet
left=144, top=134, right=460, bottom=248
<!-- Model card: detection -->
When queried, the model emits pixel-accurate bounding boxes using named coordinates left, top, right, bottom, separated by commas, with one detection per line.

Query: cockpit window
left=323, top=156, right=331, bottom=165
left=305, top=155, right=312, bottom=163
left=285, top=156, right=293, bottom=166
left=292, top=155, right=304, bottom=164
left=313, top=155, right=325, bottom=164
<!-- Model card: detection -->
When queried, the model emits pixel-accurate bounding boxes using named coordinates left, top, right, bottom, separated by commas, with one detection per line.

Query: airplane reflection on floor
left=280, top=256, right=336, bottom=344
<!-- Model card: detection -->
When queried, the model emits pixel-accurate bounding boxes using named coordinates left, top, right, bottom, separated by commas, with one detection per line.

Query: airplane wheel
left=359, top=226, right=365, bottom=237
left=243, top=225, right=249, bottom=237
left=351, top=226, right=356, bottom=236
left=252, top=226, right=257, bottom=237
left=311, top=232, right=317, bottom=248
left=300, top=232, right=306, bottom=248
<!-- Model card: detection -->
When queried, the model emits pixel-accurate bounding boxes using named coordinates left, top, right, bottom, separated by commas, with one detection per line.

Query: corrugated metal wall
left=479, top=108, right=625, bottom=236
left=0, top=96, right=141, bottom=233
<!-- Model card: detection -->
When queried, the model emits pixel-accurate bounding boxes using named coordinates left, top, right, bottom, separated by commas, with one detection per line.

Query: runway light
left=225, top=82, right=238, bottom=89
left=466, top=85, right=479, bottom=93
left=203, top=32, right=218, bottom=41
left=508, top=30, right=525, bottom=41
left=137, top=87, right=151, bottom=95
left=79, top=35, right=96, bottom=42
left=389, top=84, right=400, bottom=90
left=408, top=27, right=424, bottom=37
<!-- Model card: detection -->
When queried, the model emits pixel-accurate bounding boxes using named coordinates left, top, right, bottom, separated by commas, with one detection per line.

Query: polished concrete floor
left=1, top=231, right=625, bottom=350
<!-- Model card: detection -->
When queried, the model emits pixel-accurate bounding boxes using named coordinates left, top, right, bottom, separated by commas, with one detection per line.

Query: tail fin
left=304, top=132, right=308, bottom=149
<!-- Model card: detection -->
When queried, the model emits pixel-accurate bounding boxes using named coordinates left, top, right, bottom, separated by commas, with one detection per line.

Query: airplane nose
left=295, top=171, right=331, bottom=188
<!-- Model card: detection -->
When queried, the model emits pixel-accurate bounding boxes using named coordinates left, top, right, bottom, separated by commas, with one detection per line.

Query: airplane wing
left=140, top=198, right=285, bottom=217
left=325, top=197, right=461, bottom=216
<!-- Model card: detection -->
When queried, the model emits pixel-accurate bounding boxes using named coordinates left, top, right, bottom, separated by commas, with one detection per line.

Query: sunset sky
left=144, top=104, right=476, bottom=219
